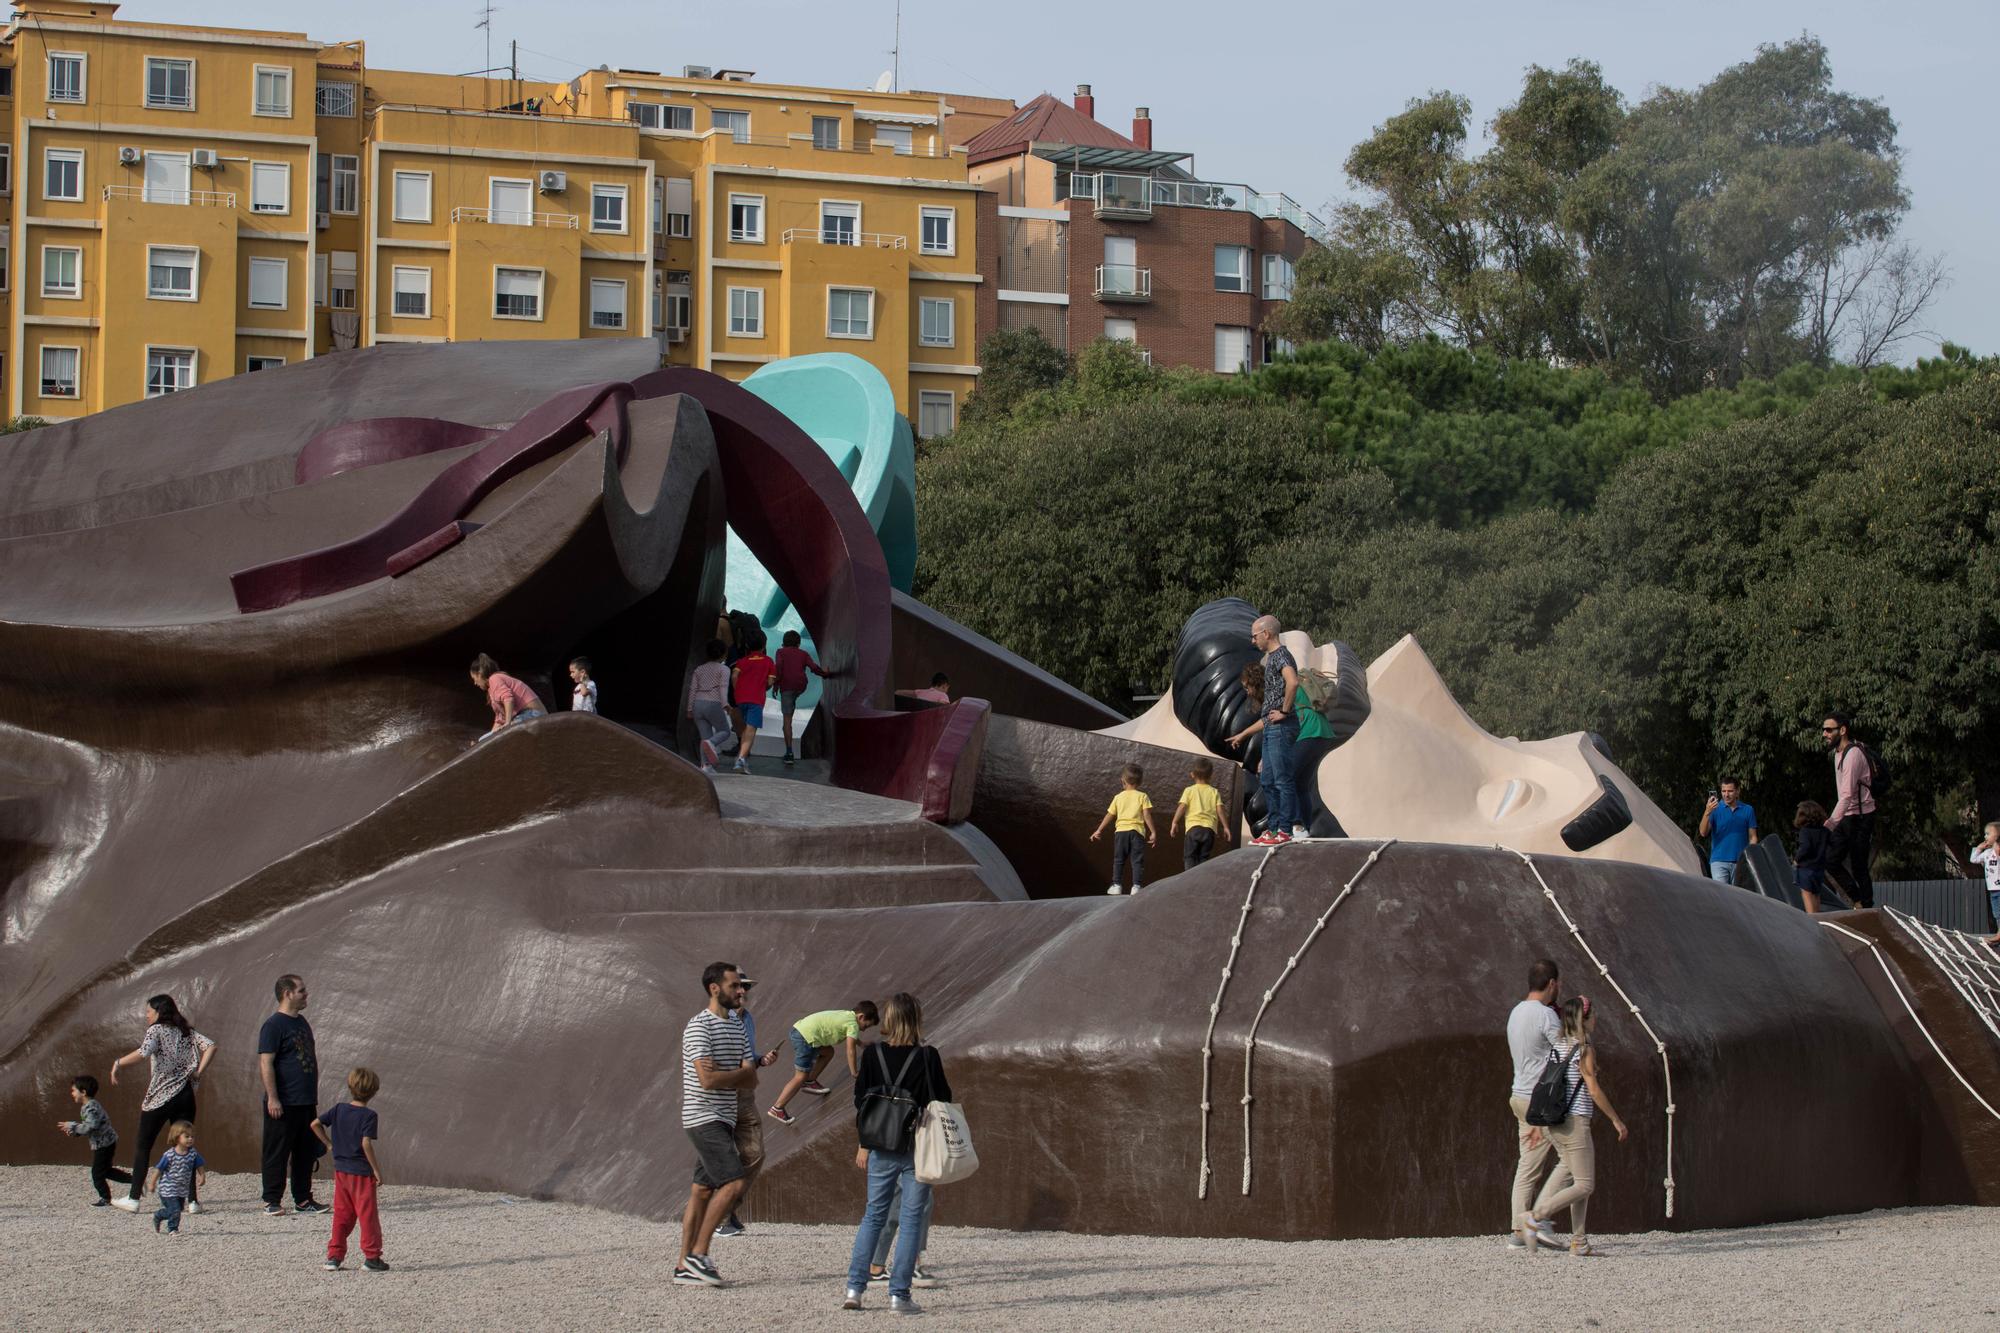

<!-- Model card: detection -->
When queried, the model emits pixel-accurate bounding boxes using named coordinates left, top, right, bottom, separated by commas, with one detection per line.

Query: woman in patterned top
left=107, top=994, right=215, bottom=1212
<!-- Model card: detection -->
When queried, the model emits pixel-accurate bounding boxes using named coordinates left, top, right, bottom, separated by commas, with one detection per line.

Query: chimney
left=1132, top=106, right=1152, bottom=150
left=1074, top=83, right=1095, bottom=121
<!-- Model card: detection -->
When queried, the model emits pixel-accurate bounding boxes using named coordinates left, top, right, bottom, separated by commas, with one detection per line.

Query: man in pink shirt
left=1821, top=712, right=1878, bottom=909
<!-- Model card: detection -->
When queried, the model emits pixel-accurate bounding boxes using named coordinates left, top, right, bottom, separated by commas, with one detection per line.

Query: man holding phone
left=1699, top=778, right=1759, bottom=885
left=717, top=972, right=781, bottom=1239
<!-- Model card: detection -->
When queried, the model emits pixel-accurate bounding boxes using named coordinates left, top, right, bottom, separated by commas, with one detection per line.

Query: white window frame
left=874, top=124, right=914, bottom=156
left=665, top=289, right=691, bottom=334
left=919, top=206, right=955, bottom=256
left=246, top=256, right=287, bottom=310
left=39, top=344, right=81, bottom=399
left=488, top=176, right=534, bottom=226
left=141, top=151, right=192, bottom=205
left=727, top=285, right=764, bottom=338
left=391, top=265, right=432, bottom=319
left=41, top=245, right=81, bottom=299
left=0, top=144, right=12, bottom=196
left=144, top=56, right=196, bottom=111
left=144, top=346, right=197, bottom=398
left=0, top=227, right=9, bottom=293
left=918, top=296, right=955, bottom=348
left=1214, top=324, right=1251, bottom=374
left=315, top=80, right=356, bottom=117
left=819, top=199, right=860, bottom=246
left=328, top=250, right=356, bottom=311
left=728, top=193, right=764, bottom=244
left=250, top=161, right=290, bottom=215
left=589, top=277, right=628, bottom=329
left=665, top=177, right=693, bottom=239
left=246, top=355, right=286, bottom=372
left=392, top=170, right=433, bottom=224
left=1104, top=317, right=1138, bottom=342
left=811, top=115, right=841, bottom=150
left=712, top=109, right=751, bottom=143
left=590, top=183, right=628, bottom=234
left=1215, top=244, right=1251, bottom=293
left=147, top=245, right=200, bottom=302
left=330, top=155, right=359, bottom=215
left=314, top=253, right=328, bottom=307
left=47, top=52, right=86, bottom=104
left=1262, top=252, right=1295, bottom=301
left=494, top=265, right=545, bottom=321
left=917, top=390, right=955, bottom=439
left=253, top=64, right=292, bottom=118
left=827, top=285, right=875, bottom=340
left=43, top=148, right=84, bottom=203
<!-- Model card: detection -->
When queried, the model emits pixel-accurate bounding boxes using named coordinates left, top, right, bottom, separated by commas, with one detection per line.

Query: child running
left=1090, top=763, right=1156, bottom=895
left=688, top=639, right=735, bottom=775
left=772, top=630, right=825, bottom=767
left=1517, top=995, right=1627, bottom=1257
left=729, top=634, right=777, bottom=774
left=55, top=1074, right=129, bottom=1206
left=1169, top=758, right=1231, bottom=869
left=768, top=1002, right=879, bottom=1124
left=147, top=1122, right=205, bottom=1235
left=313, top=1067, right=389, bottom=1272
left=569, top=657, right=599, bottom=714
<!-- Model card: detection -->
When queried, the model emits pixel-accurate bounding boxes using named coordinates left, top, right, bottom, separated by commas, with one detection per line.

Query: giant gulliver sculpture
left=4, top=339, right=1999, bottom=1243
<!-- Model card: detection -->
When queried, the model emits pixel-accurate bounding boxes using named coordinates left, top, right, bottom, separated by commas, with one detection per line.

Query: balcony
left=779, top=228, right=908, bottom=249
left=449, top=206, right=578, bottom=229
left=1094, top=264, right=1152, bottom=302
left=1066, top=173, right=1332, bottom=245
left=102, top=185, right=236, bottom=208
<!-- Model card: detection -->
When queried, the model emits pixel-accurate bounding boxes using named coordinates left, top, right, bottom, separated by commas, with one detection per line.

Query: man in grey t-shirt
left=1506, top=958, right=1562, bottom=1248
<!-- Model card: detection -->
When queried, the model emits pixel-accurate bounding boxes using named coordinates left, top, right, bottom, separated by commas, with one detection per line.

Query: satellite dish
left=873, top=69, right=894, bottom=93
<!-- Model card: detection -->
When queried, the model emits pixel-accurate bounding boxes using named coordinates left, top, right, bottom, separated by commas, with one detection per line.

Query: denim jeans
left=1708, top=860, right=1738, bottom=885
left=154, top=1195, right=186, bottom=1232
left=871, top=1178, right=934, bottom=1268
left=846, top=1149, right=931, bottom=1300
left=1259, top=719, right=1299, bottom=833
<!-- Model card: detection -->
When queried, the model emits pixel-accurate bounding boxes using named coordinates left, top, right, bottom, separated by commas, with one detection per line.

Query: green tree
left=960, top=327, right=1068, bottom=427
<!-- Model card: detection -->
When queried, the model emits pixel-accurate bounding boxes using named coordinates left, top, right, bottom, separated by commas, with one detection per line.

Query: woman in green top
left=1290, top=685, right=1345, bottom=839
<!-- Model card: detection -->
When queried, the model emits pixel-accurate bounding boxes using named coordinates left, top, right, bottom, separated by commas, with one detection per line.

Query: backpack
left=1525, top=1044, right=1582, bottom=1127
left=1854, top=742, right=1892, bottom=801
left=1296, top=667, right=1339, bottom=714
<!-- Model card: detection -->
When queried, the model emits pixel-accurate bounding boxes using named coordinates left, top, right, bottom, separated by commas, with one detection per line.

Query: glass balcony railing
left=1094, top=264, right=1152, bottom=301
left=1066, top=173, right=1331, bottom=245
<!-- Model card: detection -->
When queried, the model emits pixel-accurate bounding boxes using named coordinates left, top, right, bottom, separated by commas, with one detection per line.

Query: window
left=629, top=102, right=693, bottom=131
left=254, top=65, right=292, bottom=117
left=590, top=278, right=627, bottom=329
left=40, top=346, right=79, bottom=398
left=247, top=257, right=287, bottom=310
left=820, top=200, right=859, bottom=246
left=590, top=183, right=627, bottom=233
left=1261, top=332, right=1296, bottom=365
left=488, top=177, right=533, bottom=226
left=919, top=207, right=955, bottom=256
left=1104, top=318, right=1138, bottom=342
left=250, top=162, right=289, bottom=214
left=147, top=246, right=198, bottom=300
left=811, top=116, right=841, bottom=150
left=728, top=286, right=763, bottom=337
left=1215, top=245, right=1251, bottom=293
left=0, top=145, right=11, bottom=195
left=1262, top=253, right=1295, bottom=301
left=919, top=297, right=954, bottom=347
left=316, top=80, right=356, bottom=117
left=44, top=149, right=83, bottom=203
left=47, top=52, right=85, bottom=104
left=390, top=170, right=432, bottom=224
left=0, top=227, right=9, bottom=292
left=330, top=155, right=358, bottom=214
left=41, top=246, right=80, bottom=299
left=827, top=287, right=873, bottom=339
left=246, top=355, right=285, bottom=372
left=1214, top=325, right=1250, bottom=374
left=712, top=109, right=750, bottom=143
left=664, top=278, right=691, bottom=334
left=143, top=152, right=191, bottom=204
left=728, top=194, right=763, bottom=243
left=391, top=265, right=431, bottom=318
left=145, top=57, right=194, bottom=110
left=314, top=254, right=327, bottom=307
left=145, top=348, right=196, bottom=397
left=0, top=67, right=12, bottom=97
left=328, top=250, right=356, bottom=310
left=665, top=177, right=692, bottom=239
left=874, top=124, right=914, bottom=156
left=917, top=390, right=955, bottom=439
left=651, top=178, right=663, bottom=235
left=494, top=266, right=543, bottom=319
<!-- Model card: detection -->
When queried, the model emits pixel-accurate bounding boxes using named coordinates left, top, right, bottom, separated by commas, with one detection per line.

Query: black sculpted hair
left=1170, top=598, right=1264, bottom=759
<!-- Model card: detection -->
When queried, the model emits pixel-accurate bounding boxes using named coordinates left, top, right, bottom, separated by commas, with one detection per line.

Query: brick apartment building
left=951, top=85, right=1325, bottom=374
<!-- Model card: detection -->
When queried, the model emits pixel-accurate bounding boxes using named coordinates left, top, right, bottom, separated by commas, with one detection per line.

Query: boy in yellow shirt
left=1090, top=763, right=1157, bottom=895
left=1169, top=757, right=1232, bottom=868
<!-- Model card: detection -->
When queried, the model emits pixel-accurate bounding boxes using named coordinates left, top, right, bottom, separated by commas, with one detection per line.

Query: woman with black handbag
left=842, top=992, right=950, bottom=1314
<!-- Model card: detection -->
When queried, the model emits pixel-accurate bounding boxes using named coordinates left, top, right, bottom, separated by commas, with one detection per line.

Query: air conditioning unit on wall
left=538, top=170, right=567, bottom=194
left=118, top=146, right=142, bottom=165
left=191, top=149, right=219, bottom=169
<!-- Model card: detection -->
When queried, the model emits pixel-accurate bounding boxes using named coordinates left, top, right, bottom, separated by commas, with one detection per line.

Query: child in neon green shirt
left=767, top=1001, right=879, bottom=1124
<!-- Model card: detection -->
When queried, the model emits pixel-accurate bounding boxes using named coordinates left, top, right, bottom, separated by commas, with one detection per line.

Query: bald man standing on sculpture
left=1249, top=615, right=1303, bottom=845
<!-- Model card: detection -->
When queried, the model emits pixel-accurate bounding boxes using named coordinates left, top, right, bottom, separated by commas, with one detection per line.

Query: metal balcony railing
left=1066, top=173, right=1332, bottom=245
left=1094, top=264, right=1152, bottom=300
left=779, top=228, right=907, bottom=249
left=103, top=185, right=237, bottom=207
left=450, top=206, right=579, bottom=229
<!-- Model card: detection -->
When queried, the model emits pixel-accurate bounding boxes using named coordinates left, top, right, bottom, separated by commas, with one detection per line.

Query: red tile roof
left=964, top=91, right=1140, bottom=166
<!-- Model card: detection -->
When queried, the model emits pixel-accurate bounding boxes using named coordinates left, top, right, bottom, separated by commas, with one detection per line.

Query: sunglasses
left=1820, top=726, right=1839, bottom=733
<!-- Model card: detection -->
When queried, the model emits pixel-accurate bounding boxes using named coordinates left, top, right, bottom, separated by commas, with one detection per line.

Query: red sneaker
left=767, top=1106, right=794, bottom=1124
left=802, top=1080, right=831, bottom=1096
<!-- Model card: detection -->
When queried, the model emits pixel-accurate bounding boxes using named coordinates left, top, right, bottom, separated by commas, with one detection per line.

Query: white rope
left=1238, top=840, right=1397, bottom=1194
left=1819, top=917, right=2000, bottom=1123
left=1197, top=842, right=1281, bottom=1200
left=1882, top=908, right=2000, bottom=1042
left=1506, top=846, right=1678, bottom=1219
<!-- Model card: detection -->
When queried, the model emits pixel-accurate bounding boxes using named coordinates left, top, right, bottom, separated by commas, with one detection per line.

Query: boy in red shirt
left=729, top=634, right=777, bottom=774
left=771, top=630, right=825, bottom=767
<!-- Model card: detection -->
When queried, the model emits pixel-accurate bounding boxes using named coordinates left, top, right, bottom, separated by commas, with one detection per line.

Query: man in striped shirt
left=677, top=962, right=757, bottom=1288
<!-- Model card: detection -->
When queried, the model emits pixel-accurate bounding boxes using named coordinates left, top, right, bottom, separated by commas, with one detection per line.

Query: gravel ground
left=3, top=1166, right=1996, bottom=1331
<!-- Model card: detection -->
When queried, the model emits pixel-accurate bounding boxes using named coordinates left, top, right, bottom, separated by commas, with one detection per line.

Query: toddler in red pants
left=312, top=1066, right=388, bottom=1271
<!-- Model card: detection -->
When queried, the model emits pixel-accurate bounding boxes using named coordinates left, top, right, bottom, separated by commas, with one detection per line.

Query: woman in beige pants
left=1522, top=995, right=1627, bottom=1256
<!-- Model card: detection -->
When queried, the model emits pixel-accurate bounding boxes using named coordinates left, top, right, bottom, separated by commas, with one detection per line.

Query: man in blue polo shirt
left=1698, top=778, right=1759, bottom=885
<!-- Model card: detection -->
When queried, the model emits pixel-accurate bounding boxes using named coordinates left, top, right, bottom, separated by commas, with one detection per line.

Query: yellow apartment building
left=0, top=2, right=985, bottom=433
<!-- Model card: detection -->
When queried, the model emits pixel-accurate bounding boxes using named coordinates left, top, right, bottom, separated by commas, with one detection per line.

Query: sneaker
left=684, top=1254, right=724, bottom=1286
left=868, top=1269, right=887, bottom=1284
left=296, top=1200, right=327, bottom=1215
left=911, top=1267, right=939, bottom=1288
left=185, top=1201, right=204, bottom=1215
left=891, top=1295, right=924, bottom=1315
left=714, top=1216, right=746, bottom=1239
left=1248, top=831, right=1280, bottom=846
left=1513, top=1211, right=1542, bottom=1247
left=154, top=1216, right=164, bottom=1233
left=1292, top=826, right=1310, bottom=841
left=1506, top=1233, right=1528, bottom=1251
left=1130, top=885, right=1143, bottom=895
left=673, top=1266, right=706, bottom=1286
left=91, top=1197, right=110, bottom=1208
left=700, top=763, right=717, bottom=776
left=700, top=739, right=719, bottom=767
left=732, top=760, right=750, bottom=774
left=112, top=1197, right=141, bottom=1213
left=783, top=750, right=796, bottom=766
left=1533, top=1218, right=1561, bottom=1249
left=323, top=1258, right=342, bottom=1271
left=362, top=1258, right=391, bottom=1272
left=1106, top=884, right=1123, bottom=895
left=767, top=1106, right=794, bottom=1124
left=262, top=1203, right=285, bottom=1216
left=802, top=1080, right=831, bottom=1096
left=842, top=1289, right=865, bottom=1310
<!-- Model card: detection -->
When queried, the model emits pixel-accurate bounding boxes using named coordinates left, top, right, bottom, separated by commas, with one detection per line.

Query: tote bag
left=914, top=1056, right=978, bottom=1184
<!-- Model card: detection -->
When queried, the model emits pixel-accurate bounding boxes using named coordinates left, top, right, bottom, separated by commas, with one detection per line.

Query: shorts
left=788, top=1026, right=822, bottom=1072
left=737, top=702, right=765, bottom=730
left=687, top=1120, right=747, bottom=1189
left=780, top=689, right=803, bottom=717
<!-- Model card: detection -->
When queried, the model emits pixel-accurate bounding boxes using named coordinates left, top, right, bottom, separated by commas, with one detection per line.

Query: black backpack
left=1525, top=1045, right=1582, bottom=1127
left=1854, top=742, right=1892, bottom=801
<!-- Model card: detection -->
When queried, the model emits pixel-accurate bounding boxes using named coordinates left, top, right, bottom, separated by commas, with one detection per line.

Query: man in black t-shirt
left=257, top=974, right=323, bottom=1215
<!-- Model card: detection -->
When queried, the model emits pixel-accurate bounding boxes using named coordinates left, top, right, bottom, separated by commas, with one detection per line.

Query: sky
left=169, top=0, right=1994, bottom=360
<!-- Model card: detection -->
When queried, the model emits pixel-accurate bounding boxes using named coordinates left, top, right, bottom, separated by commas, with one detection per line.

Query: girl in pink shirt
left=470, top=654, right=546, bottom=742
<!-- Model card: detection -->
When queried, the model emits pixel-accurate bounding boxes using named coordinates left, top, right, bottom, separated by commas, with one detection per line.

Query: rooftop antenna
left=891, top=0, right=900, bottom=93
left=476, top=1, right=497, bottom=108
